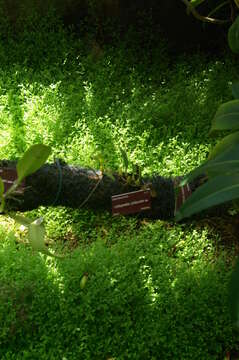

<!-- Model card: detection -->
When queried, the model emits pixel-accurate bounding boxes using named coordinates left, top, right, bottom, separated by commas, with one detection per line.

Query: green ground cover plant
left=0, top=223, right=237, bottom=359
left=0, top=9, right=239, bottom=360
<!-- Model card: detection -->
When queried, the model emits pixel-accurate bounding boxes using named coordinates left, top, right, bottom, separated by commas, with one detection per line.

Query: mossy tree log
left=0, top=160, right=221, bottom=220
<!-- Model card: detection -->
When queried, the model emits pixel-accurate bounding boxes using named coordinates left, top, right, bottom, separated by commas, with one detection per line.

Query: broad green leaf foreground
left=211, top=100, right=239, bottom=131
left=208, top=131, right=239, bottom=160
left=176, top=175, right=239, bottom=221
left=17, top=144, right=51, bottom=183
left=228, top=14, right=239, bottom=53
left=179, top=16, right=239, bottom=224
left=181, top=143, right=239, bottom=185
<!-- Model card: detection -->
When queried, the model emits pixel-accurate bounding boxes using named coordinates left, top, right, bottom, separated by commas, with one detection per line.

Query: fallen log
left=0, top=159, right=216, bottom=220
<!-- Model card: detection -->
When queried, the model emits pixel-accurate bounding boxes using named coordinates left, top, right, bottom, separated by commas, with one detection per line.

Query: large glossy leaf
left=229, top=259, right=239, bottom=327
left=181, top=143, right=239, bottom=185
left=17, top=144, right=51, bottom=183
left=183, top=160, right=239, bottom=186
left=175, top=175, right=239, bottom=221
left=208, top=131, right=239, bottom=160
left=228, top=16, right=239, bottom=53
left=213, top=143, right=239, bottom=162
left=232, top=82, right=239, bottom=99
left=211, top=100, right=239, bottom=131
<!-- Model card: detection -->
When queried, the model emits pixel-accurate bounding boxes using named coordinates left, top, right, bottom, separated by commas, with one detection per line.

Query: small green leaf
left=17, top=144, right=51, bottom=182
left=80, top=274, right=88, bottom=289
left=176, top=175, right=239, bottom=221
left=229, top=259, right=239, bottom=327
left=120, top=147, right=128, bottom=173
left=228, top=16, right=239, bottom=53
left=211, top=100, right=239, bottom=131
left=232, top=82, right=239, bottom=99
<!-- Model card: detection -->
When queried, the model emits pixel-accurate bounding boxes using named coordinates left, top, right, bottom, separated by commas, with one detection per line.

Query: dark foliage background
left=0, top=0, right=231, bottom=52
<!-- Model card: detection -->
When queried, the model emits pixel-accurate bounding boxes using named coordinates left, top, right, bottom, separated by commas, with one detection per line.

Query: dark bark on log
left=0, top=160, right=224, bottom=220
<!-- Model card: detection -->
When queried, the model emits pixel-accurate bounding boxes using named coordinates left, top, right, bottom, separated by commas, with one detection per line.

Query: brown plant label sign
left=0, top=168, right=25, bottom=193
left=112, top=189, right=151, bottom=216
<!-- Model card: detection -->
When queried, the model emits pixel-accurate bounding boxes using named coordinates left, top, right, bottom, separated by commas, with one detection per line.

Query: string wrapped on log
left=0, top=160, right=225, bottom=220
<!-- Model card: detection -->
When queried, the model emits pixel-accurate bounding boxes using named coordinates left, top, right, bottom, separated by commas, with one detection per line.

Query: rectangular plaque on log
left=112, top=189, right=151, bottom=216
left=0, top=168, right=25, bottom=193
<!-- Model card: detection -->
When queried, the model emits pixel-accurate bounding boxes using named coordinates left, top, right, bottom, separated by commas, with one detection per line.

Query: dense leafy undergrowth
left=1, top=10, right=239, bottom=360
